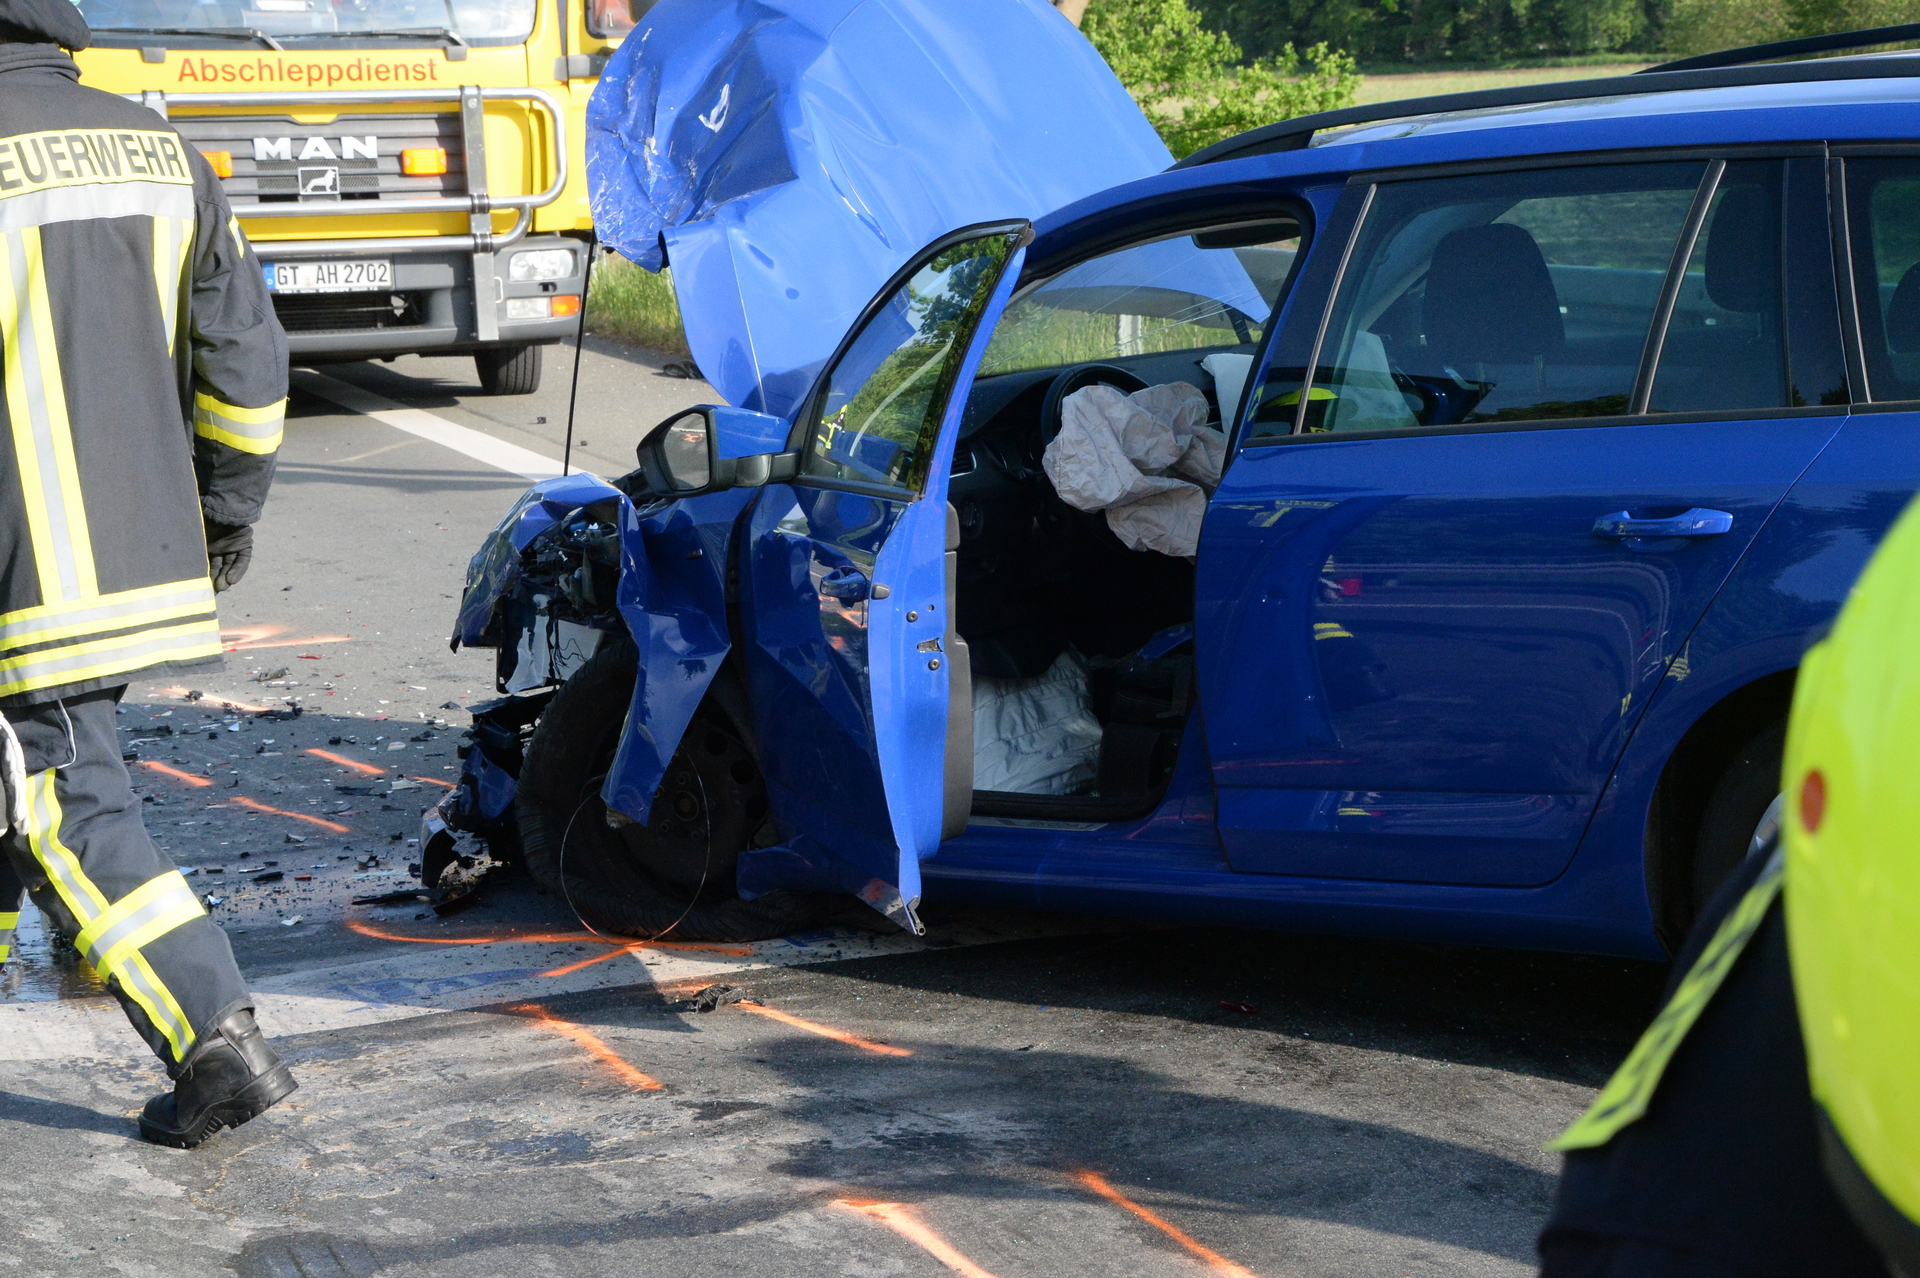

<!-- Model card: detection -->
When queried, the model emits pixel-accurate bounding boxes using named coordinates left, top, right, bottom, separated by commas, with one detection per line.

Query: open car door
left=734, top=224, right=1030, bottom=932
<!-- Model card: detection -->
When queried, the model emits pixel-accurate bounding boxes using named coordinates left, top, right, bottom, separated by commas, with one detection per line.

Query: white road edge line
left=293, top=369, right=565, bottom=482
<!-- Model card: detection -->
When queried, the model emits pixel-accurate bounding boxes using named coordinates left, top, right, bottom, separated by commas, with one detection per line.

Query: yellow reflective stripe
left=19, top=771, right=196, bottom=1059
left=0, top=577, right=215, bottom=650
left=0, top=225, right=97, bottom=604
left=0, top=912, right=17, bottom=928
left=152, top=215, right=192, bottom=356
left=74, top=869, right=202, bottom=971
left=24, top=770, right=108, bottom=918
left=1549, top=845, right=1786, bottom=1151
left=193, top=392, right=284, bottom=455
left=0, top=617, right=223, bottom=700
left=120, top=951, right=195, bottom=1059
left=1313, top=622, right=1355, bottom=640
left=227, top=213, right=244, bottom=254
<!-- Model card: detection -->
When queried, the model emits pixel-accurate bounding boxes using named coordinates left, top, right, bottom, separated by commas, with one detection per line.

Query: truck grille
left=170, top=113, right=465, bottom=206
left=272, top=291, right=424, bottom=333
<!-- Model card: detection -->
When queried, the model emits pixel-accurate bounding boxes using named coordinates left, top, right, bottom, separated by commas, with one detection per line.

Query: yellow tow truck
left=74, top=0, right=637, bottom=393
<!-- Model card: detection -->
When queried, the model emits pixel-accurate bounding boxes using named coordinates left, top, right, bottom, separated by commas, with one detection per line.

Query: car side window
left=802, top=230, right=1023, bottom=495
left=1845, top=158, right=1920, bottom=402
left=1646, top=160, right=1791, bottom=413
left=1256, top=162, right=1709, bottom=437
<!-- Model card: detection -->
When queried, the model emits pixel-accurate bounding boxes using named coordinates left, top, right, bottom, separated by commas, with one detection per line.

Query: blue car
left=439, top=2, right=1920, bottom=961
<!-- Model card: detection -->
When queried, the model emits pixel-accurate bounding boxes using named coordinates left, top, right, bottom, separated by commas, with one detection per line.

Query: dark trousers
left=0, top=687, right=251, bottom=1072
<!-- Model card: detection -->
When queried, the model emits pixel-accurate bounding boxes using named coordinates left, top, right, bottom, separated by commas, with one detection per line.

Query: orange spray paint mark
left=137, top=761, right=212, bottom=788
left=304, top=748, right=385, bottom=776
left=539, top=947, right=634, bottom=978
left=228, top=796, right=352, bottom=833
left=835, top=1200, right=1003, bottom=1278
left=408, top=775, right=457, bottom=789
left=509, top=1003, right=664, bottom=1090
left=736, top=1002, right=912, bottom=1057
left=222, top=625, right=352, bottom=652
left=342, top=917, right=752, bottom=958
left=1072, top=1170, right=1261, bottom=1278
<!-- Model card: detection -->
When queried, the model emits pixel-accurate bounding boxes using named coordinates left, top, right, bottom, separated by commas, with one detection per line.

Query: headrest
left=1704, top=184, right=1779, bottom=315
left=1422, top=222, right=1564, bottom=367
left=0, top=0, right=89, bottom=48
left=1886, top=261, right=1920, bottom=354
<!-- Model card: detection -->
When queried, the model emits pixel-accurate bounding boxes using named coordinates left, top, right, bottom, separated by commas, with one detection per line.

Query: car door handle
left=1592, top=509, right=1734, bottom=539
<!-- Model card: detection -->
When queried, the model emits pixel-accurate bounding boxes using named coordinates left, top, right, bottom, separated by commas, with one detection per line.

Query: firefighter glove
left=205, top=521, right=253, bottom=593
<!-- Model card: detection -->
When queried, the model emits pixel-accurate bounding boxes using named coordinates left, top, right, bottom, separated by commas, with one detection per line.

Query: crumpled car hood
left=586, top=0, right=1169, bottom=419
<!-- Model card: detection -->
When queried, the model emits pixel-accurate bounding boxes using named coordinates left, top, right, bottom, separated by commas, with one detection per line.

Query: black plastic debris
left=1218, top=1001, right=1258, bottom=1015
left=351, top=889, right=433, bottom=906
left=250, top=871, right=284, bottom=884
left=660, top=358, right=703, bottom=380
left=185, top=690, right=204, bottom=702
left=689, top=984, right=747, bottom=1013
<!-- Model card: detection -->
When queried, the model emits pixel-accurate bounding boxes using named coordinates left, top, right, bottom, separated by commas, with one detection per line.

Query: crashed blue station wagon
left=439, top=0, right=1920, bottom=960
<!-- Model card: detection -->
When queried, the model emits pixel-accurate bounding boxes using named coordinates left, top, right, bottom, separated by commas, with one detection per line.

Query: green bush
left=1083, top=0, right=1360, bottom=157
left=584, top=252, right=690, bottom=357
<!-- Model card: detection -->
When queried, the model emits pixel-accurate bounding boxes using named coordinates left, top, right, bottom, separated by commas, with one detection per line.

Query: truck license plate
left=264, top=259, right=392, bottom=294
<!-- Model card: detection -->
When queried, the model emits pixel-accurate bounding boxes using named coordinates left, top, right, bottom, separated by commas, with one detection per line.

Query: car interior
left=948, top=215, right=1303, bottom=820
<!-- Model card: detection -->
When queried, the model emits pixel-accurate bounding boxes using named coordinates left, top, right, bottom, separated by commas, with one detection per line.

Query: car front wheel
left=516, top=640, right=826, bottom=942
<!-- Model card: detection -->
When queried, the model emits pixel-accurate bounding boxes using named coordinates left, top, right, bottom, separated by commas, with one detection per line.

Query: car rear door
left=1196, top=154, right=1849, bottom=887
left=734, top=224, right=1028, bottom=932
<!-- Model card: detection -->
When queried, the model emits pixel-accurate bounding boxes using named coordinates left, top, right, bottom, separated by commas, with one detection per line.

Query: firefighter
left=1537, top=493, right=1920, bottom=1276
left=0, top=0, right=295, bottom=1147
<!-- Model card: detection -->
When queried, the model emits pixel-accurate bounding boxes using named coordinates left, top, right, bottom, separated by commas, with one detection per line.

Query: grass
left=1354, top=62, right=1652, bottom=106
left=584, top=252, right=690, bottom=358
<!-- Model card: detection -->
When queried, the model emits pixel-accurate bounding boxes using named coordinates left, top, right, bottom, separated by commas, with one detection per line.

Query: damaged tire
left=516, top=639, right=827, bottom=941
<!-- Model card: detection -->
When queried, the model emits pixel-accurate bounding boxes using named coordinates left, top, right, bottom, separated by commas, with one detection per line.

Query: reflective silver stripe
left=0, top=182, right=193, bottom=234
left=192, top=401, right=285, bottom=443
left=0, top=581, right=214, bottom=648
left=77, top=874, right=201, bottom=972
left=5, top=230, right=79, bottom=601
left=0, top=621, right=220, bottom=689
left=27, top=773, right=96, bottom=921
left=115, top=952, right=193, bottom=1051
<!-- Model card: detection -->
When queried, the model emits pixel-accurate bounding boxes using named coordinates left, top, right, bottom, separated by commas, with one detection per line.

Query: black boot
left=139, top=1005, right=296, bottom=1148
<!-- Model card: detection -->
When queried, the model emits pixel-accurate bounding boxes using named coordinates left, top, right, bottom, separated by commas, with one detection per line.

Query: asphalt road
left=0, top=337, right=1670, bottom=1278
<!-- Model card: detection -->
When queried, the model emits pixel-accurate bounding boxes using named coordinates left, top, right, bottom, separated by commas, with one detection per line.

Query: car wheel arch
left=1643, top=667, right=1796, bottom=953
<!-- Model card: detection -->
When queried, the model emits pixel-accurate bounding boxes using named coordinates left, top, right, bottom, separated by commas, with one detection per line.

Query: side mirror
left=634, top=405, right=799, bottom=497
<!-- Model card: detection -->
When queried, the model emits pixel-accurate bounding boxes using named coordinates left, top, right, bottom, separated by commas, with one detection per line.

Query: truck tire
left=1690, top=720, right=1786, bottom=918
left=516, top=640, right=828, bottom=942
left=475, top=343, right=542, bottom=395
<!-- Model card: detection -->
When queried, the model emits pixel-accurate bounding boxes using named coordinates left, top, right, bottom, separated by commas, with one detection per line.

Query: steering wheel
left=1039, top=363, right=1150, bottom=449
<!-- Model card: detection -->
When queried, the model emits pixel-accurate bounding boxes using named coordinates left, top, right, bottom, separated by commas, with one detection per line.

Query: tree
left=1082, top=0, right=1361, bottom=157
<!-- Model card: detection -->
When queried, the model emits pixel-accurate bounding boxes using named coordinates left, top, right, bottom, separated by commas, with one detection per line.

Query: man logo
left=252, top=136, right=378, bottom=162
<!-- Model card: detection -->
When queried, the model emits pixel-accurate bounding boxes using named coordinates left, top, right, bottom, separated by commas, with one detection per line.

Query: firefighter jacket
left=0, top=43, right=287, bottom=707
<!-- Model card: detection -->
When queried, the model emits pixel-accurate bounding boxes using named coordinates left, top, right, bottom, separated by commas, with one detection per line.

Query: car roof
left=1024, top=54, right=1920, bottom=270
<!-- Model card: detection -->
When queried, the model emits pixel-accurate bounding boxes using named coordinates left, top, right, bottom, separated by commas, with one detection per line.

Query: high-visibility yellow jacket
left=0, top=42, right=286, bottom=706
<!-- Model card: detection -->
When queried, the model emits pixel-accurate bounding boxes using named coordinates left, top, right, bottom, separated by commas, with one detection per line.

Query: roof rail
left=1174, top=51, right=1920, bottom=170
left=1644, top=21, right=1920, bottom=73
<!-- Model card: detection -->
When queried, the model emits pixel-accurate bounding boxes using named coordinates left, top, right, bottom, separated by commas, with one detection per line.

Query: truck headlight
left=509, top=249, right=575, bottom=281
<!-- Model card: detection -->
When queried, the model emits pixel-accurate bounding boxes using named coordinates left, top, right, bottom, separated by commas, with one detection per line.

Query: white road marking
left=294, top=370, right=565, bottom=482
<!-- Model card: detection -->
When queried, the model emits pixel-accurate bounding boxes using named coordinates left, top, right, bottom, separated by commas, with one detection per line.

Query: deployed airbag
left=1042, top=382, right=1225, bottom=558
left=972, top=649, right=1103, bottom=795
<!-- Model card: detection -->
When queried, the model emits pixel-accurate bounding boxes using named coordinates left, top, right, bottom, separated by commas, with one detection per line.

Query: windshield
left=79, top=0, right=535, bottom=43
